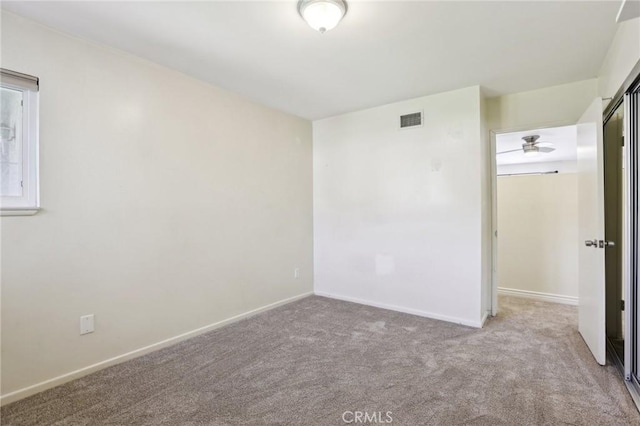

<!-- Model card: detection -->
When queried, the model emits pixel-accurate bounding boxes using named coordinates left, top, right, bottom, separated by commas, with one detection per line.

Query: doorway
left=488, top=71, right=640, bottom=407
left=493, top=125, right=579, bottom=307
left=604, top=101, right=625, bottom=365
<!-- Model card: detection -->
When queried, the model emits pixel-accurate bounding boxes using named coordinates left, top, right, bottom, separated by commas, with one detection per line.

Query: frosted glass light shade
left=298, top=0, right=347, bottom=33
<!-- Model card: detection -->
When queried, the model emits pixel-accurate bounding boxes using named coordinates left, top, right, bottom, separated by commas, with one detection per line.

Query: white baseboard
left=498, top=287, right=578, bottom=306
left=0, top=291, right=313, bottom=406
left=314, top=291, right=485, bottom=328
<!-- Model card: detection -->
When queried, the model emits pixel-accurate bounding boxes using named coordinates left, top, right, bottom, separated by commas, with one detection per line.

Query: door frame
left=603, top=97, right=626, bottom=367
left=603, top=63, right=640, bottom=403
left=489, top=119, right=580, bottom=316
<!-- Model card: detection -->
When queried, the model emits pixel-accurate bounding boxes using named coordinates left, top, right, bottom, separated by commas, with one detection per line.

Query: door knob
left=585, top=239, right=598, bottom=247
left=599, top=240, right=616, bottom=248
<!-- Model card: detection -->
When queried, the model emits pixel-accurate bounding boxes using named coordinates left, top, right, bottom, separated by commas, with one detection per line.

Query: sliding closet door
left=626, top=84, right=639, bottom=382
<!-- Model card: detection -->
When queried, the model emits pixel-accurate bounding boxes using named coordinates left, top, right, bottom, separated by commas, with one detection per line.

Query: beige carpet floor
left=1, top=295, right=639, bottom=425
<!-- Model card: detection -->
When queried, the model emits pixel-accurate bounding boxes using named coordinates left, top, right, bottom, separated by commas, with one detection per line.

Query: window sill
left=1, top=208, right=40, bottom=216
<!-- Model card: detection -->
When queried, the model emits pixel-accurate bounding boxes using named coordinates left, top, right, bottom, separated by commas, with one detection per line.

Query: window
left=1, top=68, right=39, bottom=215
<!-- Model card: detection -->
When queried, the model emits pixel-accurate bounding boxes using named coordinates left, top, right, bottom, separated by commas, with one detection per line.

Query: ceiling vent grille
left=400, top=111, right=422, bottom=129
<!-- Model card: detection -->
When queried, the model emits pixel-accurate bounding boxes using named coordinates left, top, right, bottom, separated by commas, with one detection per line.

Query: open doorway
left=488, top=74, right=640, bottom=407
left=493, top=125, right=579, bottom=307
left=603, top=101, right=625, bottom=365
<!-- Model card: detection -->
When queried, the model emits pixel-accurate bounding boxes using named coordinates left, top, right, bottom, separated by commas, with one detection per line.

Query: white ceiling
left=496, top=125, right=577, bottom=166
left=1, top=1, right=621, bottom=120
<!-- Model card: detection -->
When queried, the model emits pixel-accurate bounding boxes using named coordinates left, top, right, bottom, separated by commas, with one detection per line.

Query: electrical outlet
left=294, top=268, right=300, bottom=279
left=80, top=314, right=94, bottom=335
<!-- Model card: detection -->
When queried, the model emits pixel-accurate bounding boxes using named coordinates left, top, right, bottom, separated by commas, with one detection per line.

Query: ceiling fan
left=497, top=135, right=556, bottom=157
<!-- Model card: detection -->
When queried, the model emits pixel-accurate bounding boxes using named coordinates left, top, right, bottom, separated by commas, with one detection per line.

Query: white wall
left=313, top=86, right=486, bottom=327
left=497, top=173, right=579, bottom=300
left=0, top=12, right=313, bottom=401
left=598, top=17, right=640, bottom=101
left=486, top=79, right=599, bottom=132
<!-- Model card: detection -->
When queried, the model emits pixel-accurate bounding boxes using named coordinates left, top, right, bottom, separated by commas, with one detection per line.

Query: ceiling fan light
left=298, top=0, right=347, bottom=33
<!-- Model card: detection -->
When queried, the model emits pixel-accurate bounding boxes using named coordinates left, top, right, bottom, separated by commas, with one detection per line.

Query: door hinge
left=621, top=300, right=625, bottom=311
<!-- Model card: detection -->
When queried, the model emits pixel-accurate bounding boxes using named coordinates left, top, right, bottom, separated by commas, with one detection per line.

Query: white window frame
left=1, top=70, right=39, bottom=216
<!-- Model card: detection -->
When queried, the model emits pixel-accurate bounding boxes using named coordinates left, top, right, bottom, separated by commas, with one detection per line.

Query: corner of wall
left=598, top=17, right=640, bottom=99
left=486, top=79, right=598, bottom=133
left=479, top=89, right=493, bottom=319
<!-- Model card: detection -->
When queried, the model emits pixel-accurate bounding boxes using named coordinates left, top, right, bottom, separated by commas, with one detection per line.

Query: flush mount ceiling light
left=298, top=0, right=347, bottom=33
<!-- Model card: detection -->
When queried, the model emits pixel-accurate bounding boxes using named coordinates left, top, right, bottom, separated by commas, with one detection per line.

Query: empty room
left=1, top=1, right=640, bottom=425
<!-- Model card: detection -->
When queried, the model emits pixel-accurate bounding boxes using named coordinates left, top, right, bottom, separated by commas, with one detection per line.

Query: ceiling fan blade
left=536, top=142, right=555, bottom=148
left=497, top=148, right=522, bottom=155
left=539, top=146, right=556, bottom=153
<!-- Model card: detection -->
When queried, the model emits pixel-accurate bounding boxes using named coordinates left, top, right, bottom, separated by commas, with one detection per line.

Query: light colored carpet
left=1, top=295, right=639, bottom=425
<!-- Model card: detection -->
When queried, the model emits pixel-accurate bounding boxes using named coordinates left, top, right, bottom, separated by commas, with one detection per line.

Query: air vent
left=400, top=111, right=422, bottom=129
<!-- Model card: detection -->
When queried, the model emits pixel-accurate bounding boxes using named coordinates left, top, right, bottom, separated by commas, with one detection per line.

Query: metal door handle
left=599, top=240, right=616, bottom=248
left=585, top=239, right=597, bottom=247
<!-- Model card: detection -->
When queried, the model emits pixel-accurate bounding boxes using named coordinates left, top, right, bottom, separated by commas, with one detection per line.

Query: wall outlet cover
left=80, top=314, right=94, bottom=335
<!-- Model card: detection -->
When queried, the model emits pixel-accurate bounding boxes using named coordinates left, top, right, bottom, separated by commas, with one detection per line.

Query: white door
left=577, top=98, right=606, bottom=365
